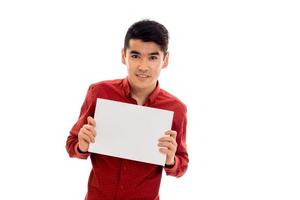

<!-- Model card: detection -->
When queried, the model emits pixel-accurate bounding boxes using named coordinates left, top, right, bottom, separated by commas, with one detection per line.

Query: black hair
left=124, top=19, right=169, bottom=54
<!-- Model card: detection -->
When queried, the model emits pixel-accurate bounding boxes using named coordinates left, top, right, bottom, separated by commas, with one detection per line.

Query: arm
left=66, top=85, right=96, bottom=159
left=161, top=109, right=189, bottom=177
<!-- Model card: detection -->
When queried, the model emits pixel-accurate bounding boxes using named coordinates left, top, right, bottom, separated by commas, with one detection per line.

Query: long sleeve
left=164, top=108, right=189, bottom=177
left=66, top=85, right=96, bottom=159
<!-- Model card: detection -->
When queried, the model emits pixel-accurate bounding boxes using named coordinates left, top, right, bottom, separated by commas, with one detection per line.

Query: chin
left=135, top=80, right=154, bottom=89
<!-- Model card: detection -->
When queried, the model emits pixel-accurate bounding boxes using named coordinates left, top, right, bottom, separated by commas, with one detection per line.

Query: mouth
left=136, top=74, right=150, bottom=78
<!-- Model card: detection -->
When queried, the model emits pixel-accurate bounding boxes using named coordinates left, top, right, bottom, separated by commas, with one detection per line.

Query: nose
left=138, top=57, right=149, bottom=71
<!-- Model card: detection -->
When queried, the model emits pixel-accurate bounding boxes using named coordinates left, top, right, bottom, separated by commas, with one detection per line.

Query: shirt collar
left=122, top=77, right=161, bottom=104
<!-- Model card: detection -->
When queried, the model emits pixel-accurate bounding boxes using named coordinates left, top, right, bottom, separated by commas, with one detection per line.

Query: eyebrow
left=129, top=50, right=160, bottom=56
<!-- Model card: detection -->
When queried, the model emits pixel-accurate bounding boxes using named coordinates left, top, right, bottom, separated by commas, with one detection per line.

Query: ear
left=121, top=48, right=126, bottom=65
left=162, top=52, right=169, bottom=69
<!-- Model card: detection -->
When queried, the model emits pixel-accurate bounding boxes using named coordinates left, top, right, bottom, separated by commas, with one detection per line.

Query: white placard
left=89, top=98, right=174, bottom=166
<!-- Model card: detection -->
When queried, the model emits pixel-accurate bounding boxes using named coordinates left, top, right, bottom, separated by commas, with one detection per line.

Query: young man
left=66, top=20, right=189, bottom=200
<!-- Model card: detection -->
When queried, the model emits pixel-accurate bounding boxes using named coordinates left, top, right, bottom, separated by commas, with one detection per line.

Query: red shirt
left=66, top=78, right=189, bottom=200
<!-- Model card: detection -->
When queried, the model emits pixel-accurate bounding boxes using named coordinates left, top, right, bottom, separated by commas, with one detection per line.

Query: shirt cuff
left=74, top=142, right=90, bottom=159
left=164, top=156, right=179, bottom=173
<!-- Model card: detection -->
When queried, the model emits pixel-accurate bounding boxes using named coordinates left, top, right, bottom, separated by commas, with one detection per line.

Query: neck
left=130, top=83, right=157, bottom=105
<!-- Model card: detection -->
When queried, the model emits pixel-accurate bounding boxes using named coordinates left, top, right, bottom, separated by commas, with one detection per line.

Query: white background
left=0, top=0, right=299, bottom=199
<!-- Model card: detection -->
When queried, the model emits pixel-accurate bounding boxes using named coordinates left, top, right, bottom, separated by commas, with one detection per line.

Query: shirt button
left=120, top=185, right=124, bottom=190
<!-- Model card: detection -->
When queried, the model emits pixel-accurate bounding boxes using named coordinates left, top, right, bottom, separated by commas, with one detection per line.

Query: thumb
left=87, top=116, right=96, bottom=127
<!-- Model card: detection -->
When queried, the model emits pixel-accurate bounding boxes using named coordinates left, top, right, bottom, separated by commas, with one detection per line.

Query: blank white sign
left=89, top=98, right=174, bottom=166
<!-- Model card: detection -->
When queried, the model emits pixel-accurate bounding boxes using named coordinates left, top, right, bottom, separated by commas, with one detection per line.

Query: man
left=66, top=19, right=189, bottom=200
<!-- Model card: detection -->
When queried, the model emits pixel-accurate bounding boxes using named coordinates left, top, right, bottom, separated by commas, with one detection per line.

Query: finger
left=159, top=148, right=172, bottom=156
left=83, top=124, right=96, bottom=136
left=84, top=131, right=95, bottom=143
left=158, top=142, right=177, bottom=152
left=87, top=116, right=96, bottom=127
left=159, top=136, right=176, bottom=145
left=165, top=130, right=177, bottom=139
left=82, top=129, right=95, bottom=143
left=158, top=142, right=177, bottom=147
left=79, top=132, right=92, bottom=143
left=159, top=136, right=172, bottom=142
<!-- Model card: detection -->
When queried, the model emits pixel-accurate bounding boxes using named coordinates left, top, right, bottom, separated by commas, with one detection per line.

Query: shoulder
left=159, top=88, right=187, bottom=114
left=89, top=78, right=123, bottom=89
left=88, top=78, right=123, bottom=92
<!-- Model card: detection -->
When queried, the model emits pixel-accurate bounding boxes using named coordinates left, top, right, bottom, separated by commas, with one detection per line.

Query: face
left=122, top=39, right=169, bottom=92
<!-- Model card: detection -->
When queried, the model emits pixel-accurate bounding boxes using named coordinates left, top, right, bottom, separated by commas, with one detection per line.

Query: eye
left=149, top=56, right=158, bottom=60
left=131, top=54, right=139, bottom=59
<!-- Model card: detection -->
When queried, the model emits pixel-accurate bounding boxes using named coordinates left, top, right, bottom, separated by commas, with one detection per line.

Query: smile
left=136, top=74, right=150, bottom=78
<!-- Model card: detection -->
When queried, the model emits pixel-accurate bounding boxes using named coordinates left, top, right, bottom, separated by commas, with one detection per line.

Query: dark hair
left=124, top=19, right=169, bottom=54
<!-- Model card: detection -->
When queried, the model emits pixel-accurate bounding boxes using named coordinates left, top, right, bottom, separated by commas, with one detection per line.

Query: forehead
left=127, top=39, right=163, bottom=55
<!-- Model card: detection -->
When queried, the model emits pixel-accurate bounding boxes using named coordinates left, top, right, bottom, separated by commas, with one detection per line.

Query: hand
left=78, top=116, right=96, bottom=152
left=158, top=130, right=177, bottom=166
